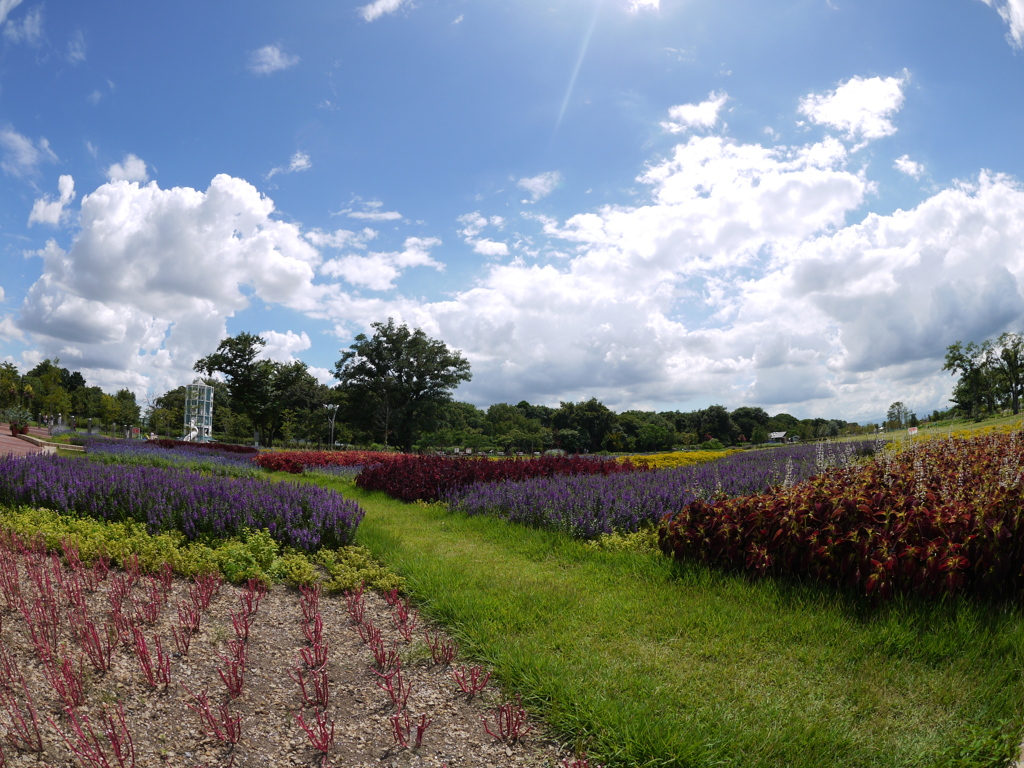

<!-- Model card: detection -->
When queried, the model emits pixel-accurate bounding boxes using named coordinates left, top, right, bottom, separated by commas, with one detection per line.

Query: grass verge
left=318, top=477, right=1024, bottom=768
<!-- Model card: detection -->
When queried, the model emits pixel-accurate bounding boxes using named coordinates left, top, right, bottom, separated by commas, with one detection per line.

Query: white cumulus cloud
left=978, top=0, right=1024, bottom=48
left=28, top=175, right=76, bottom=226
left=457, top=211, right=508, bottom=255
left=472, top=239, right=510, bottom=257
left=106, top=153, right=149, bottom=183
left=358, top=0, right=411, bottom=22
left=894, top=154, right=925, bottom=178
left=799, top=74, right=907, bottom=143
left=249, top=44, right=299, bottom=75
left=320, top=237, right=443, bottom=291
left=258, top=330, right=312, bottom=362
left=662, top=91, right=729, bottom=133
left=518, top=171, right=562, bottom=202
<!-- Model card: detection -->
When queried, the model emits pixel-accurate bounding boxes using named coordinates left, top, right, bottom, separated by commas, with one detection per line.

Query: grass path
left=326, top=480, right=1024, bottom=768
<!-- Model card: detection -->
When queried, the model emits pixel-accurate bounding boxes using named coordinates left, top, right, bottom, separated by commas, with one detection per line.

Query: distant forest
left=2, top=355, right=888, bottom=451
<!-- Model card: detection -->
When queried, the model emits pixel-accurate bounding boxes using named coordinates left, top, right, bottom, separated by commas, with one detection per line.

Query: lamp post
left=325, top=404, right=339, bottom=451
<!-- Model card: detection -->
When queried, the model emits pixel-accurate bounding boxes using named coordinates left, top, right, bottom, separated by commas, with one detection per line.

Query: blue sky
left=2, top=0, right=1024, bottom=423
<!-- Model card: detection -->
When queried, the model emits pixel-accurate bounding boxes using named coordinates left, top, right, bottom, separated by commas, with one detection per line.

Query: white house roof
left=768, top=431, right=787, bottom=439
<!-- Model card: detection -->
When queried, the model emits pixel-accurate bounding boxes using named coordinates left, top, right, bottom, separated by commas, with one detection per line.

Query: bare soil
left=0, top=549, right=576, bottom=768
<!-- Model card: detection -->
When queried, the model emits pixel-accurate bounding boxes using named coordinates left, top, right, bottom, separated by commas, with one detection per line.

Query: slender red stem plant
left=52, top=703, right=136, bottom=768
left=424, top=629, right=458, bottom=665
left=295, top=709, right=335, bottom=767
left=451, top=665, right=490, bottom=698
left=482, top=695, right=533, bottom=743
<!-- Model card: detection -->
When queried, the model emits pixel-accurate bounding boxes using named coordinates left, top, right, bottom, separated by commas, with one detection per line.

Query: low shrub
left=0, top=503, right=398, bottom=588
left=659, top=430, right=1024, bottom=600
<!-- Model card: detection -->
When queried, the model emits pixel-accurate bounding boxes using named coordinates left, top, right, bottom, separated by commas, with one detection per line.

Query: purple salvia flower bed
left=0, top=454, right=364, bottom=551
left=449, top=442, right=874, bottom=539
left=82, top=438, right=259, bottom=474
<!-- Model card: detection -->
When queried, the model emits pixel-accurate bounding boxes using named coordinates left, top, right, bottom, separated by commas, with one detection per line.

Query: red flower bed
left=253, top=450, right=395, bottom=474
left=355, top=454, right=648, bottom=503
left=659, top=431, right=1024, bottom=600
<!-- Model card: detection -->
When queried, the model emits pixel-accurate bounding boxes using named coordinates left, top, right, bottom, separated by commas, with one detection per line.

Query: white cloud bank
left=18, top=175, right=326, bottom=394
left=320, top=237, right=443, bottom=291
left=259, top=330, right=312, bottom=363
left=14, top=75, right=1024, bottom=420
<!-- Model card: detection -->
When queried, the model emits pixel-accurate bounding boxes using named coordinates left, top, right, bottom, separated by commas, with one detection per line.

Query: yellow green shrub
left=622, top=449, right=740, bottom=470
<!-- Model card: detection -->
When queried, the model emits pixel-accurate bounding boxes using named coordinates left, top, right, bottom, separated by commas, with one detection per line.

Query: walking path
left=0, top=423, right=52, bottom=458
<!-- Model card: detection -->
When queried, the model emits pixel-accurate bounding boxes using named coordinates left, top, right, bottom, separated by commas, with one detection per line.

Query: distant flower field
left=451, top=442, right=872, bottom=539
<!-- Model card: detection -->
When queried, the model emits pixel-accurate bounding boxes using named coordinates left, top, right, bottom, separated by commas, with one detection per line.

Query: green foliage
left=2, top=406, right=32, bottom=428
left=0, top=503, right=397, bottom=590
left=272, top=551, right=320, bottom=586
left=314, top=545, right=404, bottom=593
left=334, top=317, right=472, bottom=452
left=206, top=527, right=279, bottom=584
left=582, top=526, right=660, bottom=554
left=946, top=333, right=1024, bottom=420
left=194, top=333, right=332, bottom=446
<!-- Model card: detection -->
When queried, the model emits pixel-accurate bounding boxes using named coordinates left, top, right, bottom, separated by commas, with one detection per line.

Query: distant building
left=768, top=431, right=787, bottom=444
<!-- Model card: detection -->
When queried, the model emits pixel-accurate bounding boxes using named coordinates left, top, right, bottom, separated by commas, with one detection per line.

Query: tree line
left=155, top=319, right=867, bottom=451
left=1, top=359, right=140, bottom=428
left=3, top=319, right=872, bottom=450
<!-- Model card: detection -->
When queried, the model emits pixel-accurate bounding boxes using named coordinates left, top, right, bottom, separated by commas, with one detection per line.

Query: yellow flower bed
left=621, top=449, right=740, bottom=470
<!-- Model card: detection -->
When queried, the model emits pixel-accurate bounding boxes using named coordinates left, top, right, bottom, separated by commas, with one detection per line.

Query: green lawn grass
left=315, top=478, right=1024, bottom=768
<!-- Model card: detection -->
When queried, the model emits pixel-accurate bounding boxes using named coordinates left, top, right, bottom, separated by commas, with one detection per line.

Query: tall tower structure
left=183, top=380, right=214, bottom=442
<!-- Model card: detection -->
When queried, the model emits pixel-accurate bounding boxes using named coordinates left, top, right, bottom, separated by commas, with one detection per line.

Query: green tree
left=114, top=389, right=141, bottom=426
left=985, top=332, right=1024, bottom=415
left=697, top=405, right=739, bottom=445
left=885, top=402, right=908, bottom=431
left=730, top=406, right=769, bottom=443
left=195, top=332, right=280, bottom=445
left=944, top=341, right=989, bottom=421
left=552, top=398, right=616, bottom=453
left=25, top=359, right=71, bottom=420
left=333, top=318, right=472, bottom=452
left=0, top=362, right=20, bottom=410
left=72, top=386, right=105, bottom=420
